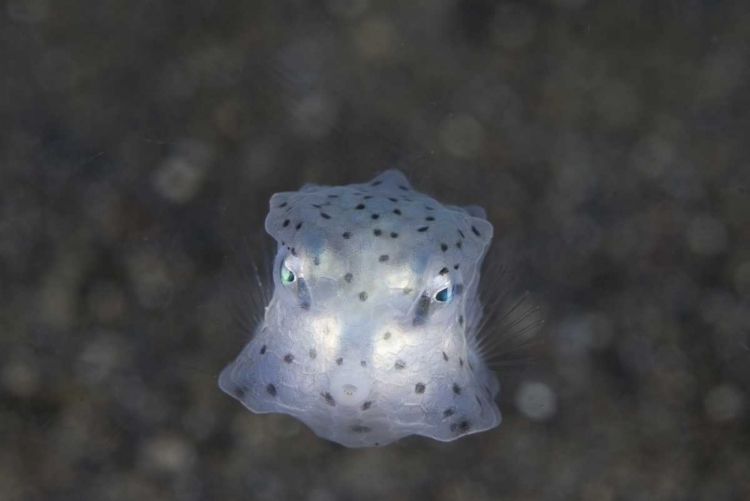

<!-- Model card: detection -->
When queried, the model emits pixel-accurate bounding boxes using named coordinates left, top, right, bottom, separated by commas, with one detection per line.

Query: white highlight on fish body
left=219, top=169, right=502, bottom=447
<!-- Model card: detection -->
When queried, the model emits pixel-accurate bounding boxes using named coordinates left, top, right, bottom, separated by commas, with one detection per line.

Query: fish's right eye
left=280, top=261, right=296, bottom=284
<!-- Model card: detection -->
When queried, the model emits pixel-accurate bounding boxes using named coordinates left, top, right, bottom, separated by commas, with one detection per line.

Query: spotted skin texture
left=219, top=170, right=501, bottom=447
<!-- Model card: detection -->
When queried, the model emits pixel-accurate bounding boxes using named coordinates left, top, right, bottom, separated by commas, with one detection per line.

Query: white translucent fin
left=469, top=247, right=545, bottom=374
left=222, top=230, right=274, bottom=339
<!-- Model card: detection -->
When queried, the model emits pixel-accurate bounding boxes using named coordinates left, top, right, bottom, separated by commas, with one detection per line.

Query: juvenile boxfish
left=220, top=169, right=505, bottom=447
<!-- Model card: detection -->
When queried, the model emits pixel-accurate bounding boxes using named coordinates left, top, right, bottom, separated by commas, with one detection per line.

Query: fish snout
left=329, top=368, right=372, bottom=407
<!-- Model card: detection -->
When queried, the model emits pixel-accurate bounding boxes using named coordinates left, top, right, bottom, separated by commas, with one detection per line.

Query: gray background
left=2, top=1, right=749, bottom=500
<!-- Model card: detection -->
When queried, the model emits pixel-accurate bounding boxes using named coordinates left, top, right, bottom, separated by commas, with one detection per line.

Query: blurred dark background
left=2, top=1, right=749, bottom=500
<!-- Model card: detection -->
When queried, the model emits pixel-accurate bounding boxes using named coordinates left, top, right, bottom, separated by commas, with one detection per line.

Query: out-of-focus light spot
left=290, top=94, right=339, bottom=140
left=308, top=488, right=337, bottom=501
left=661, top=166, right=706, bottom=202
left=733, top=261, right=750, bottom=299
left=594, top=81, right=641, bottom=130
left=125, top=249, right=174, bottom=309
left=76, top=333, right=129, bottom=383
left=515, top=381, right=557, bottom=421
left=550, top=134, right=596, bottom=208
left=549, top=0, right=589, bottom=9
left=355, top=17, right=397, bottom=60
left=686, top=214, right=728, bottom=256
left=698, top=51, right=746, bottom=101
left=492, top=4, right=537, bottom=50
left=704, top=384, right=746, bottom=423
left=138, top=434, right=197, bottom=474
left=631, top=134, right=676, bottom=180
left=327, top=0, right=369, bottom=19
left=37, top=250, right=87, bottom=330
left=6, top=0, right=48, bottom=23
left=152, top=140, right=212, bottom=204
left=439, top=114, right=484, bottom=159
left=1, top=358, right=40, bottom=397
left=556, top=312, right=614, bottom=359
left=698, top=290, right=737, bottom=329
left=86, top=281, right=126, bottom=323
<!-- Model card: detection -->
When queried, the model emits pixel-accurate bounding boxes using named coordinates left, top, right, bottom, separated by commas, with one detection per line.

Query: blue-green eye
left=280, top=263, right=295, bottom=284
left=435, top=286, right=453, bottom=303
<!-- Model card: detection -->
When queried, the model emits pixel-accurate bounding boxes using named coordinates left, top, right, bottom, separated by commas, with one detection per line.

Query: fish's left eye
left=280, top=261, right=296, bottom=284
left=435, top=285, right=454, bottom=303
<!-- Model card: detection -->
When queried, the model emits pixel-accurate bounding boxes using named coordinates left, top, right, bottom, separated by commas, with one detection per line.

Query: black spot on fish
left=344, top=272, right=353, bottom=283
left=351, top=425, right=371, bottom=433
left=444, top=407, right=455, bottom=418
left=309, top=348, right=317, bottom=359
left=371, top=180, right=382, bottom=186
left=453, top=383, right=462, bottom=395
left=456, top=241, right=463, bottom=249
left=359, top=291, right=368, bottom=301
left=417, top=226, right=429, bottom=232
left=399, top=185, right=409, bottom=191
left=373, top=228, right=382, bottom=236
left=383, top=331, right=391, bottom=340
left=454, top=264, right=460, bottom=270
left=439, top=267, right=449, bottom=275
left=323, top=392, right=336, bottom=406
left=371, top=213, right=380, bottom=220
left=260, top=345, right=267, bottom=355
left=313, top=256, right=320, bottom=266
left=361, top=401, right=372, bottom=410
left=471, top=226, right=481, bottom=237
left=284, top=354, right=294, bottom=363
left=321, top=212, right=331, bottom=219
left=459, top=315, right=464, bottom=326
left=393, top=209, right=402, bottom=215
left=394, top=359, right=406, bottom=370
left=356, top=204, right=366, bottom=210
left=440, top=243, right=448, bottom=252
left=391, top=232, right=399, bottom=238
left=379, top=254, right=389, bottom=262
left=336, top=357, right=343, bottom=365
left=278, top=202, right=288, bottom=208
left=267, top=384, right=277, bottom=396
left=451, top=420, right=471, bottom=433
left=360, top=360, right=367, bottom=367
left=283, top=219, right=290, bottom=227
left=295, top=222, right=302, bottom=230
left=426, top=216, right=435, bottom=221
left=414, top=293, right=431, bottom=326
left=342, top=231, right=351, bottom=239
left=443, top=351, right=449, bottom=361
left=415, top=383, right=426, bottom=394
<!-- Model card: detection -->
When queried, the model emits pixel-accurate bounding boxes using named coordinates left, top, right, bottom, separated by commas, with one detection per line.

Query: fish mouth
left=329, top=368, right=373, bottom=408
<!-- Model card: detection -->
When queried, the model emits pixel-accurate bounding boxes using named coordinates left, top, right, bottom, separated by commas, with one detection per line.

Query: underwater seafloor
left=2, top=1, right=749, bottom=500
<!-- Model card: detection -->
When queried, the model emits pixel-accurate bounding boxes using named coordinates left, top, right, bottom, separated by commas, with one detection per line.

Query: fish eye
left=435, top=285, right=453, bottom=303
left=280, top=261, right=296, bottom=284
